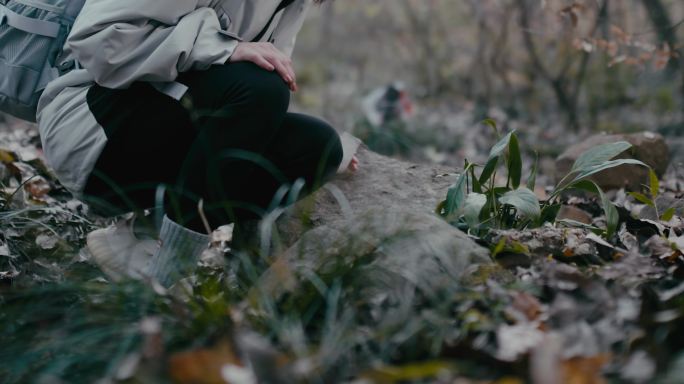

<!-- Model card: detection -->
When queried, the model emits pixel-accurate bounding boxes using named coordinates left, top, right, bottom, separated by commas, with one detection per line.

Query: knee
left=328, top=131, right=344, bottom=173
left=317, top=122, right=344, bottom=178
left=237, top=64, right=291, bottom=116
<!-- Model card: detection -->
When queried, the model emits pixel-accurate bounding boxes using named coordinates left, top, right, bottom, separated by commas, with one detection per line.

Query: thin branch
left=633, top=17, right=684, bottom=37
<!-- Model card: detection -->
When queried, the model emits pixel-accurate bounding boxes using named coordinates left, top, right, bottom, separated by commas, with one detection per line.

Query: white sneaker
left=86, top=214, right=160, bottom=282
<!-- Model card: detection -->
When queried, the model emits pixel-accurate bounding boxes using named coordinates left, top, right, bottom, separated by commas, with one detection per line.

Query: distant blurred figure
left=362, top=82, right=414, bottom=127
left=356, top=82, right=415, bottom=156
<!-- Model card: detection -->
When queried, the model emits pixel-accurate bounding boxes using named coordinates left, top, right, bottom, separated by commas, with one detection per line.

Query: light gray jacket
left=37, top=0, right=312, bottom=198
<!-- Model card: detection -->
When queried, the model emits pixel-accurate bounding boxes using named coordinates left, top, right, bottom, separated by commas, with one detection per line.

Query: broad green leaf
left=649, top=169, right=659, bottom=201
left=479, top=156, right=499, bottom=185
left=571, top=159, right=648, bottom=184
left=491, top=187, right=512, bottom=197
left=628, top=192, right=654, bottom=207
left=508, top=133, right=522, bottom=189
left=445, top=173, right=467, bottom=217
left=489, top=131, right=514, bottom=159
left=527, top=151, right=539, bottom=190
left=463, top=193, right=487, bottom=229
left=661, top=207, right=677, bottom=222
left=568, top=179, right=600, bottom=194
left=571, top=141, right=632, bottom=173
left=499, top=188, right=541, bottom=219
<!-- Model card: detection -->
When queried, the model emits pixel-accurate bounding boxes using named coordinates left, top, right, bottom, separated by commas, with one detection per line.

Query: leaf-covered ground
left=2, top=122, right=684, bottom=384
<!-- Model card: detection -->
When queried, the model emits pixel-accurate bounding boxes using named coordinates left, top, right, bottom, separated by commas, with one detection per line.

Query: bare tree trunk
left=516, top=0, right=579, bottom=131
left=516, top=0, right=610, bottom=132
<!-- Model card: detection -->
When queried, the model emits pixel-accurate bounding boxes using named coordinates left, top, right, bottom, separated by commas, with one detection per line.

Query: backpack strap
left=64, top=0, right=86, bottom=20
left=0, top=3, right=61, bottom=38
left=251, top=0, right=296, bottom=42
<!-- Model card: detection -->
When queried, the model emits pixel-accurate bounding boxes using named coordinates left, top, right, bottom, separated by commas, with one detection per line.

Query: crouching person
left=36, top=0, right=357, bottom=286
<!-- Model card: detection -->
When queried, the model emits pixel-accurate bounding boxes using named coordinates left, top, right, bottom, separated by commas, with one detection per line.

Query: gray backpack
left=0, top=0, right=85, bottom=122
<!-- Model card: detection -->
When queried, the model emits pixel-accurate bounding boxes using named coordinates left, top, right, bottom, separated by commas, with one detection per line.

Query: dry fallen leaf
left=510, top=291, right=543, bottom=322
left=35, top=234, right=59, bottom=250
left=0, top=241, right=11, bottom=258
left=24, top=176, right=51, bottom=200
left=169, top=339, right=244, bottom=384
left=496, top=322, right=546, bottom=361
left=561, top=354, right=610, bottom=384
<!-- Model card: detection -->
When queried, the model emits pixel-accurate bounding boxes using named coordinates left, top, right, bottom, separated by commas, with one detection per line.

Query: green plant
left=437, top=119, right=649, bottom=238
left=627, top=169, right=676, bottom=222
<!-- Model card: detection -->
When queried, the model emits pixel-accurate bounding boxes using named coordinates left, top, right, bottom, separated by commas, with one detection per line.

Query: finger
left=266, top=45, right=297, bottom=83
left=264, top=56, right=296, bottom=91
left=268, top=56, right=294, bottom=85
left=349, top=159, right=359, bottom=172
left=278, top=57, right=298, bottom=90
left=280, top=56, right=297, bottom=85
left=251, top=54, right=276, bottom=72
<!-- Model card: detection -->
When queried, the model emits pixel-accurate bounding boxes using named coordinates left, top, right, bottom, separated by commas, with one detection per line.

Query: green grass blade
left=527, top=151, right=539, bottom=191
left=649, top=169, right=660, bottom=201
left=508, top=133, right=522, bottom=189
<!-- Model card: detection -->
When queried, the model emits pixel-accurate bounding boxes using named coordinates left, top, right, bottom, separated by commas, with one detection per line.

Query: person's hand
left=348, top=155, right=359, bottom=172
left=229, top=42, right=298, bottom=92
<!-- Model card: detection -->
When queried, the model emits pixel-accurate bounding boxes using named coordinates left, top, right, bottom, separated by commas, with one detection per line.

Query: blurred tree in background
left=293, top=0, right=683, bottom=142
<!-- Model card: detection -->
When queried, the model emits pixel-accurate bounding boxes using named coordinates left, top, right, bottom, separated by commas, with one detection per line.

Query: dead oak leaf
left=169, top=339, right=245, bottom=384
left=562, top=354, right=611, bottom=384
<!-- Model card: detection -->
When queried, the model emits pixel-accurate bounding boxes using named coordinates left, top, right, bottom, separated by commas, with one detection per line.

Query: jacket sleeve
left=67, top=0, right=239, bottom=88
left=271, top=0, right=311, bottom=58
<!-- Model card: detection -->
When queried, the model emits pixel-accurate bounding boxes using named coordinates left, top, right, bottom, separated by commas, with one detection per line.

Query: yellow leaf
left=0, top=149, right=15, bottom=163
left=360, top=360, right=455, bottom=383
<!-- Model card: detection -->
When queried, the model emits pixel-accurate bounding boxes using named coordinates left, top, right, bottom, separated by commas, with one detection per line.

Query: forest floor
left=1, top=114, right=684, bottom=384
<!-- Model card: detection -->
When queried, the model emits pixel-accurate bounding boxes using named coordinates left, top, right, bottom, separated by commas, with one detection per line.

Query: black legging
left=82, top=62, right=344, bottom=233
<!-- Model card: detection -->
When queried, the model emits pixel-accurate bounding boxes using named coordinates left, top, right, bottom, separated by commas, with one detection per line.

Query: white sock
left=150, top=214, right=210, bottom=287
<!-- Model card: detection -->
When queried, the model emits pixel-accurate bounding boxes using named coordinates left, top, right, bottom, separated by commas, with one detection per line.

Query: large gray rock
left=555, top=132, right=670, bottom=191
left=262, top=208, right=491, bottom=300
left=276, top=142, right=469, bottom=245
left=261, top=143, right=490, bottom=297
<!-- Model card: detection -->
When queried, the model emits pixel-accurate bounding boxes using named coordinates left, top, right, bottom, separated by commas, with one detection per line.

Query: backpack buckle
left=57, top=60, right=78, bottom=76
